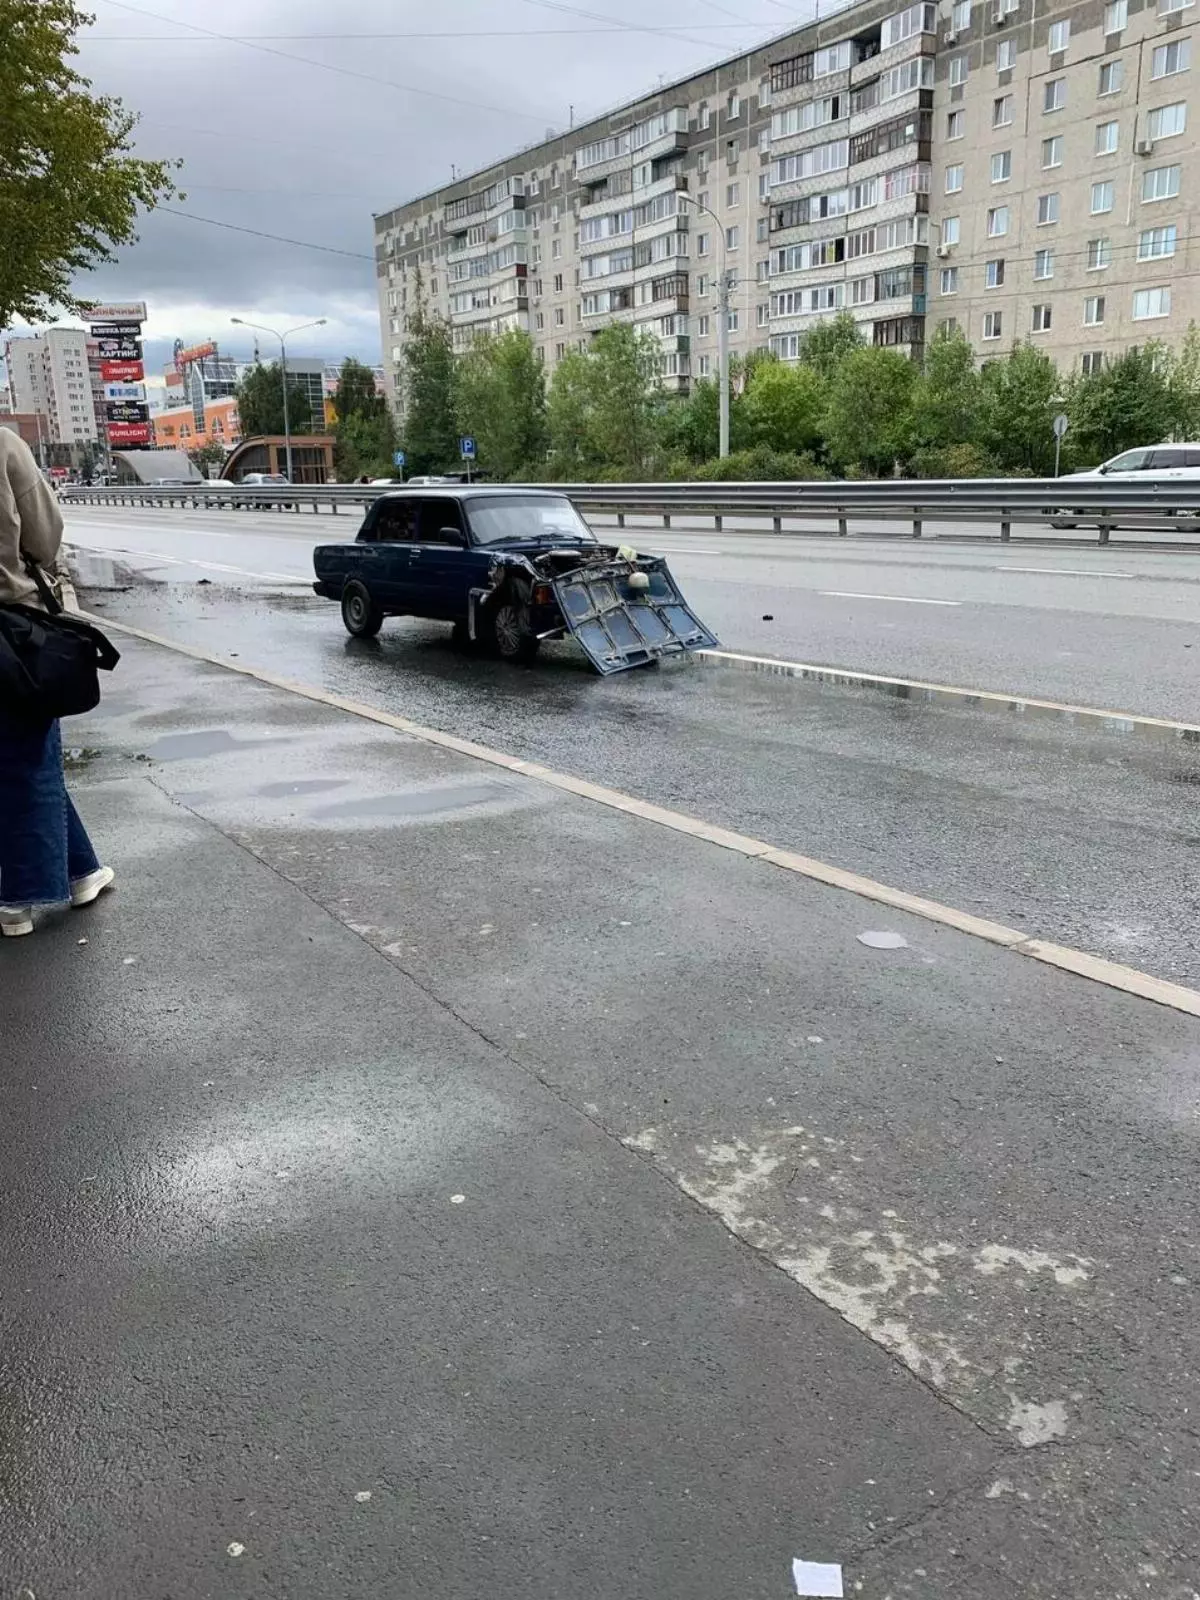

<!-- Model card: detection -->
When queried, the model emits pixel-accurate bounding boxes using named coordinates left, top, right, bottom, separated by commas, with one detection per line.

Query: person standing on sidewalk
left=0, top=428, right=113, bottom=937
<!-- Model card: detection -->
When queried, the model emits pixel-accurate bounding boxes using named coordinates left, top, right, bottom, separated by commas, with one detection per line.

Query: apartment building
left=929, top=0, right=1198, bottom=366
left=4, top=328, right=102, bottom=447
left=374, top=0, right=1198, bottom=400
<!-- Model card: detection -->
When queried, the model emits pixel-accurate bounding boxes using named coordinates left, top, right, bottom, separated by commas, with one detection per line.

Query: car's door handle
left=409, top=549, right=422, bottom=561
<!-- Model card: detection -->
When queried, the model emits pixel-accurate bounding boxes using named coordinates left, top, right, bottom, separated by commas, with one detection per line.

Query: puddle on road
left=314, top=782, right=514, bottom=820
left=142, top=729, right=286, bottom=762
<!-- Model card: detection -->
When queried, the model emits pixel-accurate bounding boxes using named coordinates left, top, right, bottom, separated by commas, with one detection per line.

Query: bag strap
left=22, top=553, right=63, bottom=615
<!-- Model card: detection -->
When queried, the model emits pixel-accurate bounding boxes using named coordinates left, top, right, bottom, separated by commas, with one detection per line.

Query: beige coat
left=0, top=427, right=64, bottom=608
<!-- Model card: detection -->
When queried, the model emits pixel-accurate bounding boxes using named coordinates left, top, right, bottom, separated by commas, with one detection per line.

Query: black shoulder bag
left=0, top=557, right=120, bottom=721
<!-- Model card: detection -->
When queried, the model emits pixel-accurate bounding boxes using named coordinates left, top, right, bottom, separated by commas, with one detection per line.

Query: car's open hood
left=550, top=556, right=718, bottom=674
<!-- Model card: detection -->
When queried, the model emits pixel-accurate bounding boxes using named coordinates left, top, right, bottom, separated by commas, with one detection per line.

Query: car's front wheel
left=341, top=579, right=384, bottom=638
left=485, top=596, right=540, bottom=663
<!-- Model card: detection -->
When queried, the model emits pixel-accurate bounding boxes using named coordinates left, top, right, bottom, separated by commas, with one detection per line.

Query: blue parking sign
left=393, top=449, right=406, bottom=467
left=459, top=436, right=476, bottom=460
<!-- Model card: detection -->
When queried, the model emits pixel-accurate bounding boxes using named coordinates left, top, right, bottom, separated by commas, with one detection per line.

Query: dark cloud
left=66, top=0, right=808, bottom=360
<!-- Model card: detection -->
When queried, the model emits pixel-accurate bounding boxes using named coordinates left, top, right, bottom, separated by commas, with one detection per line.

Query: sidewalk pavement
left=2, top=631, right=1198, bottom=1599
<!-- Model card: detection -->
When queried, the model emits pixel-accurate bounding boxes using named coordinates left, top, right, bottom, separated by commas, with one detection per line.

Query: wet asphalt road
left=5, top=633, right=1199, bottom=1598
left=76, top=563, right=1200, bottom=991
left=63, top=504, right=1200, bottom=719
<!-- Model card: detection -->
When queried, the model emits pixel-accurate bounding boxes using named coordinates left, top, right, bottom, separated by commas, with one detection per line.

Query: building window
left=1143, top=164, right=1181, bottom=201
left=1042, top=135, right=1063, bottom=167
left=697, top=354, right=711, bottom=376
left=940, top=266, right=959, bottom=293
left=1133, top=286, right=1171, bottom=318
left=698, top=314, right=710, bottom=336
left=1091, top=180, right=1115, bottom=213
left=945, top=163, right=964, bottom=193
left=947, top=109, right=964, bottom=138
left=697, top=274, right=709, bottom=296
left=697, top=149, right=709, bottom=174
left=1095, top=120, right=1119, bottom=154
left=952, top=0, right=971, bottom=25
left=1084, top=295, right=1106, bottom=325
left=985, top=258, right=1005, bottom=287
left=1160, top=0, right=1193, bottom=13
left=1081, top=350, right=1104, bottom=375
left=986, top=206, right=1009, bottom=236
left=1085, top=237, right=1111, bottom=271
left=1153, top=39, right=1190, bottom=78
left=1098, top=60, right=1123, bottom=96
left=756, top=258, right=770, bottom=282
left=1105, top=0, right=1127, bottom=27
left=554, top=307, right=565, bottom=327
left=1048, top=19, right=1070, bottom=52
left=1031, top=304, right=1053, bottom=331
left=697, top=232, right=710, bottom=256
left=1148, top=102, right=1187, bottom=140
left=997, top=39, right=1017, bottom=70
left=757, top=303, right=770, bottom=327
left=725, top=225, right=739, bottom=250
left=553, top=272, right=564, bottom=292
left=1044, top=78, right=1066, bottom=112
left=727, top=309, right=739, bottom=331
left=757, top=216, right=769, bottom=242
left=726, top=182, right=740, bottom=206
left=993, top=94, right=1013, bottom=126
left=982, top=310, right=1003, bottom=340
left=758, top=76, right=772, bottom=106
left=727, top=91, right=741, bottom=120
left=759, top=172, right=771, bottom=200
left=1138, top=223, right=1178, bottom=259
left=535, top=312, right=545, bottom=330
left=698, top=100, right=711, bottom=129
left=1034, top=247, right=1054, bottom=278
left=949, top=55, right=968, bottom=87
left=990, top=150, right=1011, bottom=182
left=942, top=215, right=960, bottom=245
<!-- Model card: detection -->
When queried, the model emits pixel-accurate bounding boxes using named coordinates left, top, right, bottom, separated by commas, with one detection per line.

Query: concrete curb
left=89, top=614, right=1200, bottom=1020
left=698, top=649, right=1200, bottom=745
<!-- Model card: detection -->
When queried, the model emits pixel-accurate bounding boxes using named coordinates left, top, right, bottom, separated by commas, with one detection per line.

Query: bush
left=908, top=443, right=1002, bottom=478
left=688, top=447, right=833, bottom=482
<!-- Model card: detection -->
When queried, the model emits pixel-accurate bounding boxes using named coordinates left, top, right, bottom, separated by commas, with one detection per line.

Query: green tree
left=978, top=343, right=1062, bottom=474
left=188, top=439, right=228, bottom=472
left=1169, top=321, right=1200, bottom=438
left=1, top=0, right=179, bottom=326
left=798, top=311, right=865, bottom=377
left=823, top=345, right=916, bottom=475
left=399, top=308, right=459, bottom=475
left=332, top=356, right=395, bottom=479
left=546, top=349, right=596, bottom=476
left=235, top=361, right=313, bottom=436
left=742, top=359, right=827, bottom=456
left=456, top=329, right=547, bottom=480
left=1068, top=344, right=1176, bottom=465
left=585, top=324, right=662, bottom=476
left=912, top=326, right=982, bottom=449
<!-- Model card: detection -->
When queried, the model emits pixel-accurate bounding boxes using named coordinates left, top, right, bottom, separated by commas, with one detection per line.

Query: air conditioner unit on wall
left=992, top=7, right=1007, bottom=21
left=935, top=243, right=952, bottom=257
left=1135, top=137, right=1154, bottom=155
left=943, top=28, right=958, bottom=42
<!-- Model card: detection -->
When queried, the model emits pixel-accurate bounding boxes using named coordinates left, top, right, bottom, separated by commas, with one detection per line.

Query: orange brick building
left=153, top=396, right=240, bottom=452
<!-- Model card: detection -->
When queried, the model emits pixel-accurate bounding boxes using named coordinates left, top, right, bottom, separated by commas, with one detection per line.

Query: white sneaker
left=70, top=866, right=115, bottom=908
left=0, top=907, right=34, bottom=938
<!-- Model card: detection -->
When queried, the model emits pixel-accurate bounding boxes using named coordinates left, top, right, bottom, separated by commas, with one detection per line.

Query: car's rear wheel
left=485, top=596, right=540, bottom=663
left=341, top=579, right=384, bottom=638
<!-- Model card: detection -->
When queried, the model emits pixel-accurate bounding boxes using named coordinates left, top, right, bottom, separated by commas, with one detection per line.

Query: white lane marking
left=999, top=566, right=1137, bottom=578
left=68, top=541, right=303, bottom=584
left=819, top=590, right=962, bottom=606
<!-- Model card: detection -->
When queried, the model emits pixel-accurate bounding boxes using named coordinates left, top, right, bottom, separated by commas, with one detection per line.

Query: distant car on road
left=312, top=486, right=718, bottom=674
left=239, top=472, right=291, bottom=487
left=1061, top=443, right=1200, bottom=480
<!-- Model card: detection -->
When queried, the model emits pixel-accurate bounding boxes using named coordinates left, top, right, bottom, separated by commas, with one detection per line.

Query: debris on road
left=856, top=930, right=909, bottom=950
left=792, top=1557, right=844, bottom=1596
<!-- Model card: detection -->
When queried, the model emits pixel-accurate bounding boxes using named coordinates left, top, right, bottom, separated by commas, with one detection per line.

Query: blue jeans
left=0, top=717, right=100, bottom=906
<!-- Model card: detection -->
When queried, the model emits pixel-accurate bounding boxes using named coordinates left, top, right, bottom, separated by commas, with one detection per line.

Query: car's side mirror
left=439, top=526, right=467, bottom=545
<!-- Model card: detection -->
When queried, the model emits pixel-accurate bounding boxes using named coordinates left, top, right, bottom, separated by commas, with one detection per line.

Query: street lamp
left=230, top=316, right=327, bottom=482
left=683, top=195, right=734, bottom=459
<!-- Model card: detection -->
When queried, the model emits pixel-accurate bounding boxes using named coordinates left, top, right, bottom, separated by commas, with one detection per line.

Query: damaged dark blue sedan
left=312, top=486, right=718, bottom=674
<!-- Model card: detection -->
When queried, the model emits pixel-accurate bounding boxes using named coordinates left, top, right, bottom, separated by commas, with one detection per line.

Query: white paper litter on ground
left=856, top=930, right=909, bottom=950
left=792, top=1558, right=844, bottom=1597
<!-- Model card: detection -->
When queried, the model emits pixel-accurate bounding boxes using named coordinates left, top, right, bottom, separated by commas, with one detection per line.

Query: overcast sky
left=15, top=0, right=825, bottom=376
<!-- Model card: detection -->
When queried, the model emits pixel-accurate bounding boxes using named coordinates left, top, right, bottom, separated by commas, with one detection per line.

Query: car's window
left=1145, top=448, right=1187, bottom=470
left=370, top=500, right=417, bottom=542
left=416, top=499, right=465, bottom=545
left=1101, top=449, right=1150, bottom=473
left=465, top=495, right=596, bottom=547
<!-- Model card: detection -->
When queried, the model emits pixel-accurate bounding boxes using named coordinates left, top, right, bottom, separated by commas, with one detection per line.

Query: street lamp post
left=230, top=316, right=327, bottom=481
left=684, top=196, right=734, bottom=459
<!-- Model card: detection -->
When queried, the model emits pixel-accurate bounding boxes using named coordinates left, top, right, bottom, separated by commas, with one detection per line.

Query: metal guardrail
left=59, top=477, right=1200, bottom=545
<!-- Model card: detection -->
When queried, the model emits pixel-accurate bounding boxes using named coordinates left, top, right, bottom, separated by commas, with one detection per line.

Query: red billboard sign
left=106, top=421, right=153, bottom=446
left=100, top=359, right=145, bottom=383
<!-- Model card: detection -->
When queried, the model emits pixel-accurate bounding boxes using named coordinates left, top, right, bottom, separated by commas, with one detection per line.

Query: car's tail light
left=533, top=584, right=553, bottom=606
